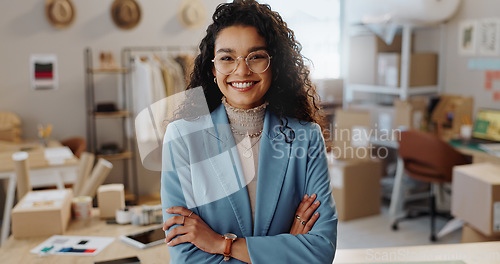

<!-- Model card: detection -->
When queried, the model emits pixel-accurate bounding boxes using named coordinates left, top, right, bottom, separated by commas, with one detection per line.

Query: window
left=233, top=0, right=342, bottom=79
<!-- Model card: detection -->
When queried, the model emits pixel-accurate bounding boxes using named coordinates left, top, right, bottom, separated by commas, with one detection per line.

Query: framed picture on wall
left=478, top=18, right=500, bottom=56
left=458, top=20, right=477, bottom=56
left=30, top=54, right=58, bottom=90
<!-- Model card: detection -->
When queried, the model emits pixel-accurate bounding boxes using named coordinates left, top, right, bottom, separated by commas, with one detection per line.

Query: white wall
left=344, top=0, right=500, bottom=113
left=3, top=0, right=499, bottom=196
left=442, top=0, right=500, bottom=112
left=0, top=0, right=221, bottom=196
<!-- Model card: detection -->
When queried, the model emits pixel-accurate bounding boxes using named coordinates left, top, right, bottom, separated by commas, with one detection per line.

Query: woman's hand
left=289, top=193, right=320, bottom=235
left=163, top=207, right=225, bottom=254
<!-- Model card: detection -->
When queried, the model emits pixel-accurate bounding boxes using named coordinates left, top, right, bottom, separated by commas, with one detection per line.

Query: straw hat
left=178, top=0, right=207, bottom=29
left=111, top=0, right=142, bottom=30
left=45, top=0, right=76, bottom=29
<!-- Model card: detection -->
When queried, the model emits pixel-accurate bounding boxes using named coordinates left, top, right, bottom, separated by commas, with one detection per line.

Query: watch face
left=224, top=233, right=237, bottom=240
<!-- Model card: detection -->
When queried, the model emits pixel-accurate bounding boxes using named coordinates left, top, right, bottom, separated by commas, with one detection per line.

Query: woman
left=161, top=1, right=337, bottom=263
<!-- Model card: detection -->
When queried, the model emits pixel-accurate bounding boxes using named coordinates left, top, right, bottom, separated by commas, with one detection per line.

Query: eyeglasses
left=212, top=50, right=272, bottom=75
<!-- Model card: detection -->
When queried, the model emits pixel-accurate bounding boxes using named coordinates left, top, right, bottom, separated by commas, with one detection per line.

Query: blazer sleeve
left=246, top=123, right=338, bottom=264
left=161, top=123, right=225, bottom=264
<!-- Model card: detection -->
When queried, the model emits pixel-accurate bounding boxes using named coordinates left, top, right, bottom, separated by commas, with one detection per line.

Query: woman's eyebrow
left=215, top=46, right=268, bottom=54
left=215, top=48, right=234, bottom=54
left=248, top=46, right=267, bottom=53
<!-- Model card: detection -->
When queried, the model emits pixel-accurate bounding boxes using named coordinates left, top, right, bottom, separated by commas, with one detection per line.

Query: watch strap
left=223, top=235, right=236, bottom=261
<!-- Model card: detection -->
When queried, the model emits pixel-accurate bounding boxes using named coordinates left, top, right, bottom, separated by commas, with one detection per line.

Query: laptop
left=469, top=108, right=500, bottom=144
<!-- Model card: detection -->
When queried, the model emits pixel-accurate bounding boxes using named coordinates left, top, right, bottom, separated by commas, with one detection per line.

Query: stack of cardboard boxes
left=11, top=189, right=73, bottom=238
left=329, top=109, right=383, bottom=221
left=0, top=111, right=22, bottom=142
left=349, top=34, right=438, bottom=88
left=452, top=163, right=500, bottom=242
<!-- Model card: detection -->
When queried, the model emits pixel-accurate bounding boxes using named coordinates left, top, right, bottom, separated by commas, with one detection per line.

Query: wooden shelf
left=97, top=151, right=133, bottom=161
left=90, top=68, right=129, bottom=74
left=94, top=111, right=130, bottom=118
left=348, top=84, right=439, bottom=95
left=125, top=190, right=137, bottom=205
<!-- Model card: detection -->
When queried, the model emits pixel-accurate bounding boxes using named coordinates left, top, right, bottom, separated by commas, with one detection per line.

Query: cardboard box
left=376, top=53, right=438, bottom=87
left=333, top=109, right=372, bottom=160
left=11, top=189, right=73, bottom=238
left=349, top=34, right=406, bottom=85
left=0, top=127, right=22, bottom=142
left=349, top=103, right=396, bottom=132
left=430, top=94, right=473, bottom=140
left=394, top=97, right=429, bottom=130
left=452, top=163, right=500, bottom=236
left=328, top=157, right=382, bottom=221
left=461, top=223, right=500, bottom=243
left=97, top=184, right=125, bottom=219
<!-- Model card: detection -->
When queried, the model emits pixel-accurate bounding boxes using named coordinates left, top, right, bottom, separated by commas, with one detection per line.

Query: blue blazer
left=161, top=104, right=337, bottom=264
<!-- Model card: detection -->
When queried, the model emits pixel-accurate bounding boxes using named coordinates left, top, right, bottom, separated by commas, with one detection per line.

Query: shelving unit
left=84, top=48, right=138, bottom=204
left=344, top=23, right=446, bottom=104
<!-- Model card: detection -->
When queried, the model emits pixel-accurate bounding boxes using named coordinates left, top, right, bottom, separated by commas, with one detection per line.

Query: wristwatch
left=222, top=233, right=237, bottom=261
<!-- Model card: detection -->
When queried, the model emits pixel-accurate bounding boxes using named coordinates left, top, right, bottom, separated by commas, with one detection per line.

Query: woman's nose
left=233, top=57, right=251, bottom=75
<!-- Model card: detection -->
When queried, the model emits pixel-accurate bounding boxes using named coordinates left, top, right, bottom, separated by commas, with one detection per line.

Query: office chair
left=12, top=151, right=31, bottom=200
left=61, top=137, right=86, bottom=158
left=392, top=130, right=471, bottom=241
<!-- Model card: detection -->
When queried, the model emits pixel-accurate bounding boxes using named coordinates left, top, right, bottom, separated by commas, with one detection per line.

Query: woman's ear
left=212, top=66, right=216, bottom=78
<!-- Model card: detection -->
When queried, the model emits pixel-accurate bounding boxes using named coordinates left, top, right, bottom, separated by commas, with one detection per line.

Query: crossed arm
left=161, top=122, right=337, bottom=263
left=163, top=193, right=322, bottom=263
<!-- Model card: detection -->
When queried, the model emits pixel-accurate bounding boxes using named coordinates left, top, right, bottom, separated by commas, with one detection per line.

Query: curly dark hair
left=177, top=0, right=325, bottom=141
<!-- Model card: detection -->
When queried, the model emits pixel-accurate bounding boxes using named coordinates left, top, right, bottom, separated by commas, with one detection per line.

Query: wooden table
left=334, top=242, right=500, bottom=263
left=1, top=209, right=499, bottom=263
left=0, top=140, right=79, bottom=245
left=0, top=210, right=170, bottom=264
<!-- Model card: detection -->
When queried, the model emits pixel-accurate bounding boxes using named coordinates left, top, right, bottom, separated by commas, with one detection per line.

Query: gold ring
left=182, top=216, right=185, bottom=225
left=295, top=215, right=301, bottom=220
left=188, top=211, right=193, bottom=217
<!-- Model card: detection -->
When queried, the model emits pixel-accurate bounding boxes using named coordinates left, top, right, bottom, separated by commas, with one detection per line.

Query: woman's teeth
left=231, top=82, right=255, bottom=88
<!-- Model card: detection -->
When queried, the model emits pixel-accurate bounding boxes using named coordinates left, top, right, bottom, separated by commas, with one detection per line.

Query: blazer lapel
left=203, top=105, right=253, bottom=237
left=253, top=110, right=291, bottom=236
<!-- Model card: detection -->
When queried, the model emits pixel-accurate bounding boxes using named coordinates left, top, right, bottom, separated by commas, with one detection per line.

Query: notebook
left=470, top=108, right=500, bottom=144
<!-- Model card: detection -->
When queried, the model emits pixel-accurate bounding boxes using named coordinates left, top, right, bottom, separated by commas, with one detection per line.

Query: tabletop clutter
left=11, top=183, right=163, bottom=240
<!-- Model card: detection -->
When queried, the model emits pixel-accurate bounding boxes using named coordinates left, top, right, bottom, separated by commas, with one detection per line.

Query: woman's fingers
left=290, top=193, right=321, bottom=235
left=166, top=206, right=195, bottom=218
left=163, top=215, right=185, bottom=231
left=295, top=193, right=318, bottom=222
left=295, top=193, right=316, bottom=216
left=165, top=225, right=189, bottom=243
left=163, top=207, right=197, bottom=231
left=303, top=212, right=320, bottom=233
left=302, top=200, right=320, bottom=220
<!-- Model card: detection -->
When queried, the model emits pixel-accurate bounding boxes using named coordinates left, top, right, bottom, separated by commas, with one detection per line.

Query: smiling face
left=212, top=25, right=272, bottom=109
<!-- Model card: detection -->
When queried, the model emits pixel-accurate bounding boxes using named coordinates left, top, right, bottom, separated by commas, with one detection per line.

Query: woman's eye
left=249, top=54, right=265, bottom=60
left=219, top=56, right=235, bottom=62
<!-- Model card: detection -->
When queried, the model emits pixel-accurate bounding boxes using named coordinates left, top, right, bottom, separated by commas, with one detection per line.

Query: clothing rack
left=120, top=46, right=197, bottom=175
left=122, top=46, right=198, bottom=63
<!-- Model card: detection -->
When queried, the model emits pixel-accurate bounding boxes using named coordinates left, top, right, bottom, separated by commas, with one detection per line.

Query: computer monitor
left=472, top=108, right=500, bottom=142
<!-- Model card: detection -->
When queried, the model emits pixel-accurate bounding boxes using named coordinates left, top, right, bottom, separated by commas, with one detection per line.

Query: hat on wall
left=178, top=0, right=207, bottom=29
left=111, top=0, right=142, bottom=30
left=45, top=0, right=76, bottom=29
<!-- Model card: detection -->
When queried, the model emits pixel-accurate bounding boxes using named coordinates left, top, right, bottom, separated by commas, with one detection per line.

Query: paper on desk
left=479, top=143, right=500, bottom=157
left=44, top=146, right=74, bottom=165
left=20, top=189, right=67, bottom=208
left=31, top=235, right=115, bottom=256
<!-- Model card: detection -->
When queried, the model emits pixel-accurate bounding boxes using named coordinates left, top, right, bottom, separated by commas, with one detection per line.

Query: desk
left=1, top=209, right=499, bottom=263
left=370, top=137, right=500, bottom=222
left=0, top=140, right=79, bottom=246
left=334, top=241, right=500, bottom=263
left=0, top=209, right=170, bottom=264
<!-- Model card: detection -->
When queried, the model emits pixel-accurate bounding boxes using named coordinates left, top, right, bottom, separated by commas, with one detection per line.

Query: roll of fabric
left=12, top=151, right=31, bottom=200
